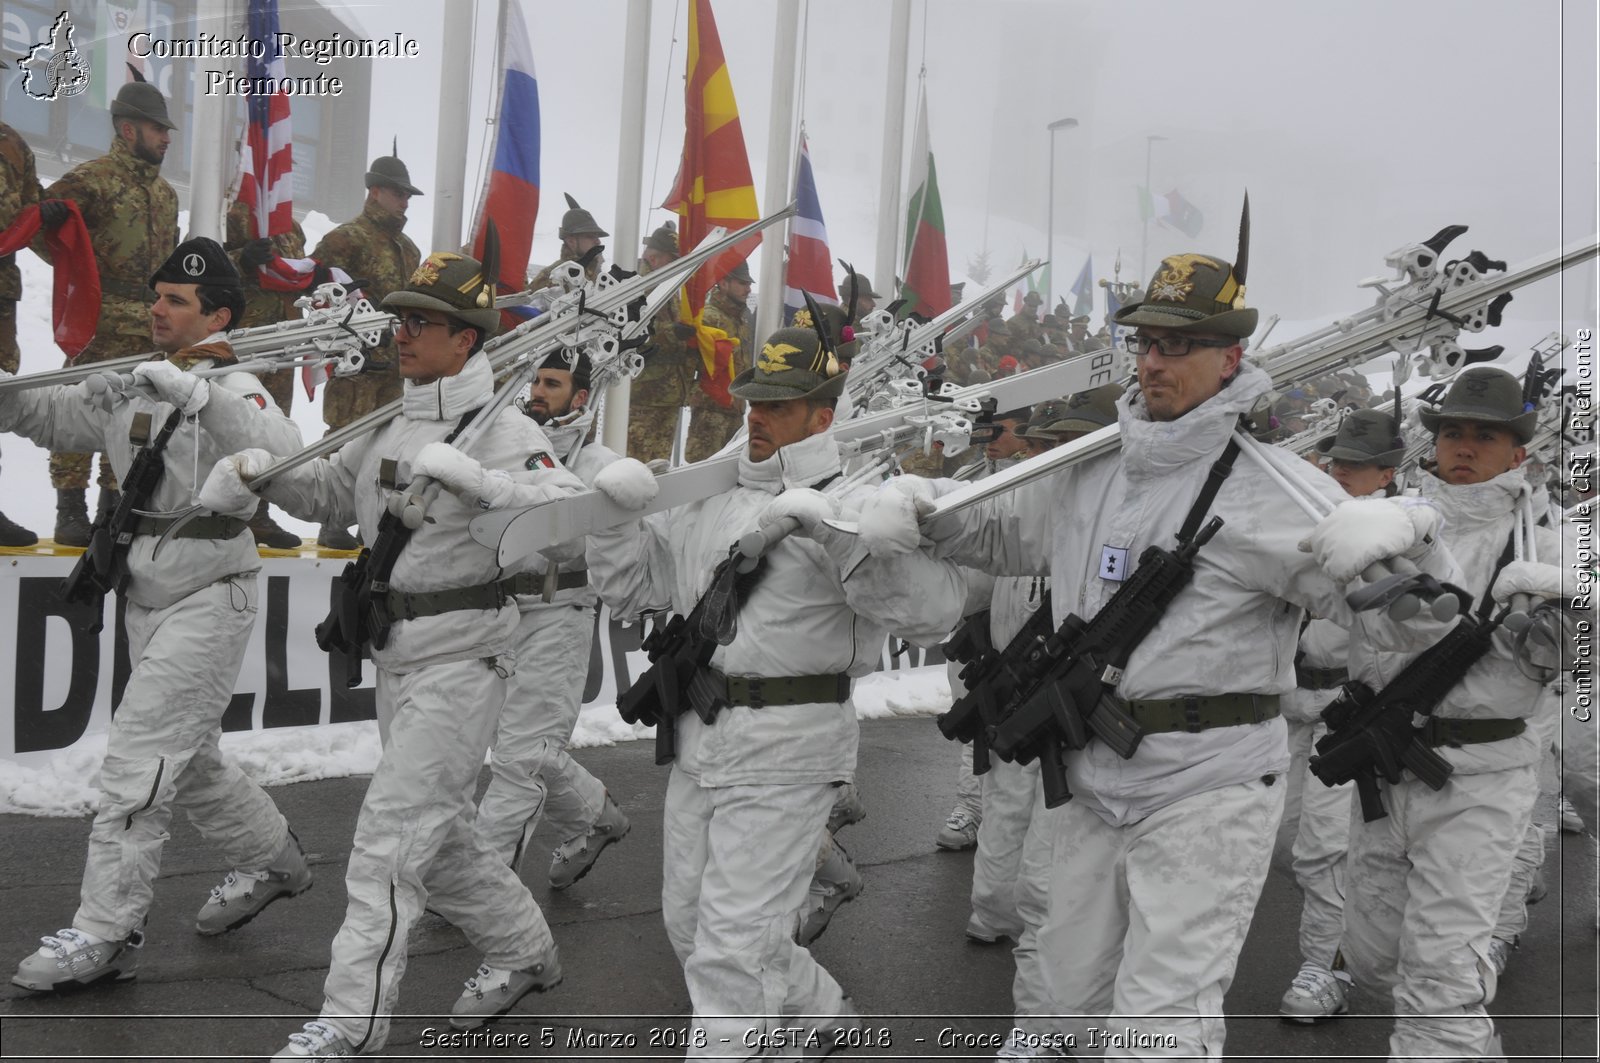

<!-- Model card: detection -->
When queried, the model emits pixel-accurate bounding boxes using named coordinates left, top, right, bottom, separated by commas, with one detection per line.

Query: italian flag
left=899, top=86, right=951, bottom=319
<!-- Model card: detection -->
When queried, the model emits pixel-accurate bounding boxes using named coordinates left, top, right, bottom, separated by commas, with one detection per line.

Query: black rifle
left=314, top=505, right=413, bottom=690
left=938, top=599, right=1052, bottom=776
left=61, top=409, right=184, bottom=633
left=986, top=517, right=1226, bottom=808
left=1309, top=613, right=1497, bottom=822
left=617, top=550, right=768, bottom=765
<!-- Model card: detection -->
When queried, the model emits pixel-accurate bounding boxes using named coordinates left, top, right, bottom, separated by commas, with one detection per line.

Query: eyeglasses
left=1122, top=332, right=1236, bottom=358
left=392, top=313, right=451, bottom=339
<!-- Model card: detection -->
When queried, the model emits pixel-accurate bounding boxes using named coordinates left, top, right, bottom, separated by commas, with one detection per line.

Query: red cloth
left=0, top=202, right=101, bottom=360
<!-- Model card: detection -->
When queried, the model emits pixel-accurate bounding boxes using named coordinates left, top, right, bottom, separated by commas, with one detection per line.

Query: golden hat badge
left=411, top=252, right=460, bottom=288
left=757, top=342, right=802, bottom=373
left=1148, top=254, right=1221, bottom=303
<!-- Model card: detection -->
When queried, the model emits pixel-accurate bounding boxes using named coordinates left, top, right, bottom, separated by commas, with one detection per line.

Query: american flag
left=782, top=133, right=838, bottom=323
left=237, top=0, right=294, bottom=245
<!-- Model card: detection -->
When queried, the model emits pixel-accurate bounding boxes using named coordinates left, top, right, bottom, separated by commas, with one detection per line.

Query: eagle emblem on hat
left=411, top=252, right=461, bottom=288
left=757, top=342, right=802, bottom=373
left=1148, top=254, right=1221, bottom=303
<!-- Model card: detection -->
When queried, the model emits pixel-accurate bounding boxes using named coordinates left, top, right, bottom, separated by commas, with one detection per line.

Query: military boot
left=249, top=501, right=303, bottom=550
left=0, top=509, right=39, bottom=547
left=316, top=524, right=359, bottom=551
left=53, top=489, right=92, bottom=547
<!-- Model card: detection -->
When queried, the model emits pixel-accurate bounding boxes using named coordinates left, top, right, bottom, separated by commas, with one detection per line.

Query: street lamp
left=1046, top=116, right=1078, bottom=310
left=1139, top=134, right=1168, bottom=280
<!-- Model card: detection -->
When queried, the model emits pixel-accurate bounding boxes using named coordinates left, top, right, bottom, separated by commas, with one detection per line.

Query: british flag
left=782, top=133, right=838, bottom=323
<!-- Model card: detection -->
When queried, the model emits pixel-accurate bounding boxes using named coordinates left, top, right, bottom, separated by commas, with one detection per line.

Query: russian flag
left=782, top=133, right=838, bottom=323
left=471, top=0, right=540, bottom=298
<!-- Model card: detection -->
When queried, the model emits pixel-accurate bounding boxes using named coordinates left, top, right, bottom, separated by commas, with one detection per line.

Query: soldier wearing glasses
left=855, top=251, right=1460, bottom=1058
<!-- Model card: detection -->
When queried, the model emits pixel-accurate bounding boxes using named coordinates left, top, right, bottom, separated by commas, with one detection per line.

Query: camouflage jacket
left=34, top=136, right=177, bottom=306
left=0, top=123, right=41, bottom=301
left=224, top=197, right=308, bottom=330
left=630, top=260, right=695, bottom=408
left=696, top=285, right=752, bottom=411
left=529, top=246, right=603, bottom=292
left=309, top=197, right=420, bottom=309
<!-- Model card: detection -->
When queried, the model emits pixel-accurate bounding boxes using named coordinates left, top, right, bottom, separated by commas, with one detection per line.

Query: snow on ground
left=0, top=664, right=952, bottom=818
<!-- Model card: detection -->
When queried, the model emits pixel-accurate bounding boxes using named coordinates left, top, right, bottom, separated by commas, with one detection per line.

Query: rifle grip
left=1037, top=737, right=1073, bottom=810
left=1354, top=773, right=1389, bottom=823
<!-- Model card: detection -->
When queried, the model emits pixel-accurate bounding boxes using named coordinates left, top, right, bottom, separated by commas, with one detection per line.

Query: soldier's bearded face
left=527, top=368, right=587, bottom=424
left=746, top=397, right=832, bottom=462
left=1133, top=327, right=1240, bottom=422
left=150, top=282, right=228, bottom=352
left=1433, top=419, right=1525, bottom=486
left=127, top=120, right=169, bottom=166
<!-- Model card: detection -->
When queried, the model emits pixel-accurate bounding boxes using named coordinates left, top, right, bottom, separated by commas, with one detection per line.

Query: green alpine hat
left=383, top=250, right=500, bottom=336
left=724, top=258, right=753, bottom=284
left=1316, top=408, right=1406, bottom=466
left=841, top=272, right=881, bottom=299
left=791, top=302, right=858, bottom=364
left=1418, top=366, right=1536, bottom=444
left=728, top=327, right=848, bottom=402
left=111, top=82, right=177, bottom=131
left=643, top=221, right=679, bottom=256
left=1114, top=253, right=1258, bottom=338
left=1023, top=383, right=1124, bottom=440
left=365, top=155, right=424, bottom=196
left=558, top=194, right=608, bottom=238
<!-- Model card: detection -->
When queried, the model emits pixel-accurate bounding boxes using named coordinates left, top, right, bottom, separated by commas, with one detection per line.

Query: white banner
left=0, top=555, right=942, bottom=767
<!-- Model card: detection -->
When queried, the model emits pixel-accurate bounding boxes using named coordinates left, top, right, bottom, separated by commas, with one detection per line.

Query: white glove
left=593, top=457, right=658, bottom=511
left=1492, top=560, right=1574, bottom=605
left=1301, top=496, right=1441, bottom=584
left=411, top=441, right=499, bottom=506
left=858, top=476, right=939, bottom=557
left=758, top=488, right=835, bottom=541
left=199, top=447, right=273, bottom=520
left=132, top=359, right=209, bottom=415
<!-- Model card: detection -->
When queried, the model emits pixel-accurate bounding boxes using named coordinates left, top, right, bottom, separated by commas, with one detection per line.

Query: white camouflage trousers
left=969, top=756, right=1039, bottom=940
left=475, top=604, right=608, bottom=865
left=1010, top=772, right=1063, bottom=1039
left=1275, top=718, right=1354, bottom=968
left=1039, top=777, right=1285, bottom=1059
left=662, top=770, right=845, bottom=1059
left=75, top=578, right=288, bottom=941
left=1342, top=765, right=1539, bottom=1063
left=319, top=655, right=557, bottom=1052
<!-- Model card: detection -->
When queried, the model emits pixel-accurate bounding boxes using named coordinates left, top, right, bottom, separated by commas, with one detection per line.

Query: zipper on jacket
left=125, top=758, right=166, bottom=830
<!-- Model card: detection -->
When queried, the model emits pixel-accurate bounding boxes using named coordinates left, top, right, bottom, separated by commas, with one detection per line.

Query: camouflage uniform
left=625, top=261, right=693, bottom=463
left=35, top=136, right=177, bottom=488
left=224, top=197, right=307, bottom=415
left=685, top=285, right=751, bottom=463
left=0, top=122, right=41, bottom=375
left=309, top=198, right=419, bottom=428
left=528, top=247, right=602, bottom=293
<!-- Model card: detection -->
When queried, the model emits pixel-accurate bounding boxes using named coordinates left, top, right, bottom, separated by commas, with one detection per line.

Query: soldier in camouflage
left=223, top=197, right=306, bottom=548
left=306, top=154, right=422, bottom=549
left=626, top=222, right=691, bottom=464
left=33, top=81, right=178, bottom=546
left=0, top=69, right=42, bottom=545
left=685, top=260, right=754, bottom=463
left=529, top=195, right=608, bottom=292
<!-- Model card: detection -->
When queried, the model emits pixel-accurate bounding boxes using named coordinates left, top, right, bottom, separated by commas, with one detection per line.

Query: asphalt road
left=1, top=718, right=1594, bottom=1061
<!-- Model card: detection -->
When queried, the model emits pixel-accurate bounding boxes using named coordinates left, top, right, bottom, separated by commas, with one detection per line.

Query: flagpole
left=432, top=0, right=477, bottom=252
left=1139, top=134, right=1165, bottom=280
left=464, top=0, right=509, bottom=242
left=756, top=0, right=801, bottom=345
left=188, top=0, right=236, bottom=240
left=1045, top=116, right=1078, bottom=310
left=602, top=0, right=653, bottom=455
left=874, top=0, right=912, bottom=295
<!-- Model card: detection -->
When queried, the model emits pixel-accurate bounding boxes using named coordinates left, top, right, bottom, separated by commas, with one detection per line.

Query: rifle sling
left=1177, top=436, right=1242, bottom=545
left=1122, top=692, right=1281, bottom=735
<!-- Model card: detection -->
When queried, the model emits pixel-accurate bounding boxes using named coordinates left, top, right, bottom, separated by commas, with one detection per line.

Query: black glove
left=38, top=200, right=70, bottom=231
left=672, top=322, right=697, bottom=341
left=240, top=238, right=274, bottom=272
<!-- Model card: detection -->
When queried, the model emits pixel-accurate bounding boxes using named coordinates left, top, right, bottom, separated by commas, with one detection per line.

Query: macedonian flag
left=662, top=0, right=761, bottom=406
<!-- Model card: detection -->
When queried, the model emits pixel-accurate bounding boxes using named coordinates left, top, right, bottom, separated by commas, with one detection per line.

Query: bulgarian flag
left=898, top=85, right=951, bottom=319
left=662, top=0, right=761, bottom=406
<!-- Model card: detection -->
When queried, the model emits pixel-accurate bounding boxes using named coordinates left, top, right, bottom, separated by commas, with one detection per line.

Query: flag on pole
left=899, top=85, right=951, bottom=319
left=662, top=0, right=762, bottom=405
left=1158, top=189, right=1204, bottom=238
left=1069, top=256, right=1094, bottom=317
left=1136, top=185, right=1156, bottom=223
left=237, top=0, right=294, bottom=242
left=782, top=133, right=837, bottom=324
left=470, top=0, right=540, bottom=302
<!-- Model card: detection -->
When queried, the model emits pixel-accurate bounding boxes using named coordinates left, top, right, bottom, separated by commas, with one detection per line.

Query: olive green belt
left=1296, top=664, right=1349, bottom=691
left=100, top=278, right=159, bottom=304
left=497, top=569, right=589, bottom=597
left=382, top=580, right=507, bottom=621
left=127, top=513, right=249, bottom=540
left=698, top=667, right=852, bottom=709
left=1419, top=717, right=1526, bottom=748
left=1123, top=693, right=1282, bottom=735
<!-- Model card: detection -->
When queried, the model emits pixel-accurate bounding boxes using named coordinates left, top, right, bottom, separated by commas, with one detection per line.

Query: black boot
left=53, top=489, right=92, bottom=547
left=0, top=509, right=39, bottom=547
left=249, top=500, right=303, bottom=549
left=316, top=524, right=359, bottom=551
